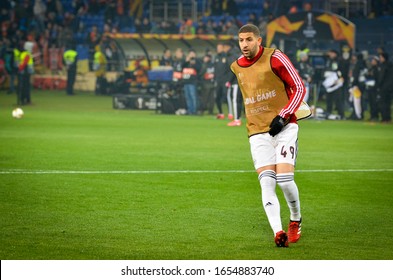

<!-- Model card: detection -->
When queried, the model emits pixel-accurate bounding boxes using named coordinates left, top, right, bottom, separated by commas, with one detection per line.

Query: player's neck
left=239, top=46, right=263, bottom=67
left=249, top=46, right=263, bottom=61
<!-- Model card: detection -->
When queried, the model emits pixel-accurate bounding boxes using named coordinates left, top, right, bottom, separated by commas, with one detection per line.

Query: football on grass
left=12, top=108, right=24, bottom=119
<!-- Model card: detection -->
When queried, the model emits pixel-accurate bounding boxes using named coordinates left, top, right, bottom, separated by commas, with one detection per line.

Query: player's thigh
left=249, top=133, right=276, bottom=171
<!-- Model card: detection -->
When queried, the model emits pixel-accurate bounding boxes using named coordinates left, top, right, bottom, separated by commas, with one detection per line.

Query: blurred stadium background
left=1, top=0, right=392, bottom=93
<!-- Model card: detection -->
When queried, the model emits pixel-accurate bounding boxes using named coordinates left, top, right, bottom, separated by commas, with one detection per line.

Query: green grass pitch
left=1, top=90, right=393, bottom=260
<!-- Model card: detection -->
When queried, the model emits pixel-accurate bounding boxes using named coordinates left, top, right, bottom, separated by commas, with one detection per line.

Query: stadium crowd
left=0, top=0, right=392, bottom=123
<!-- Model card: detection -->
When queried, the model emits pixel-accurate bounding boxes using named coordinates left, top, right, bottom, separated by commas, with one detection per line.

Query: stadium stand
left=0, top=0, right=392, bottom=94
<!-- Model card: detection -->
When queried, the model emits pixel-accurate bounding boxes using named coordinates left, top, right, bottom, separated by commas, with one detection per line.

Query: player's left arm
left=271, top=50, right=306, bottom=120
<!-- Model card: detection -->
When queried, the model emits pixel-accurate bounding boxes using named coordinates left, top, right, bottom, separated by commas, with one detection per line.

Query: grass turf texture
left=1, top=90, right=393, bottom=260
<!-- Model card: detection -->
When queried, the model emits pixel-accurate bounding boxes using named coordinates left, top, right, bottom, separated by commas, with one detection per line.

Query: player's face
left=238, top=32, right=262, bottom=59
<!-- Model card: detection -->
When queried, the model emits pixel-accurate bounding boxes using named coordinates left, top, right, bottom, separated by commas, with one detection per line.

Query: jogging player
left=230, top=24, right=305, bottom=247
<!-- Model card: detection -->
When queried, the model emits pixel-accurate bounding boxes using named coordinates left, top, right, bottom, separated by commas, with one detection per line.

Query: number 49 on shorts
left=280, top=145, right=296, bottom=159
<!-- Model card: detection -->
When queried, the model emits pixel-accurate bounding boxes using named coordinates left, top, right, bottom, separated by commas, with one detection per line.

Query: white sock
left=277, top=173, right=301, bottom=221
left=259, top=170, right=282, bottom=235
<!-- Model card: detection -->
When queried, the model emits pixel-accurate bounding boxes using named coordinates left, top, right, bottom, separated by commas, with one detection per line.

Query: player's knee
left=258, top=169, right=277, bottom=182
left=276, top=173, right=294, bottom=190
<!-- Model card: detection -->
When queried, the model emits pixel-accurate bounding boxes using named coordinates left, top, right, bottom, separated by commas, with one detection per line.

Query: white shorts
left=249, top=123, right=299, bottom=170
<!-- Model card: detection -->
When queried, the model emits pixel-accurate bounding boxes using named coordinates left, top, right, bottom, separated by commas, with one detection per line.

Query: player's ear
left=258, top=36, right=263, bottom=46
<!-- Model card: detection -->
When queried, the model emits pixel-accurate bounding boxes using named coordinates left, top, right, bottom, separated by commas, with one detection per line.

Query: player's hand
left=269, top=115, right=286, bottom=136
left=225, top=82, right=231, bottom=88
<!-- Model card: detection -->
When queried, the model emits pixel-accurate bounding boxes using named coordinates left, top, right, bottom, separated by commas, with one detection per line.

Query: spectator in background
left=63, top=44, right=78, bottom=95
left=140, top=17, right=151, bottom=33
left=111, top=25, right=119, bottom=34
left=171, top=47, right=187, bottom=114
left=365, top=55, right=380, bottom=121
left=196, top=25, right=206, bottom=35
left=93, top=44, right=107, bottom=95
left=247, top=12, right=258, bottom=25
left=223, top=41, right=241, bottom=125
left=195, top=19, right=206, bottom=34
left=160, top=48, right=173, bottom=67
left=376, top=46, right=386, bottom=56
left=4, top=39, right=17, bottom=94
left=303, top=2, right=313, bottom=12
left=107, top=39, right=120, bottom=70
left=0, top=10, right=11, bottom=40
left=57, top=24, right=68, bottom=48
left=88, top=25, right=101, bottom=49
left=172, top=47, right=184, bottom=83
left=289, top=5, right=298, bottom=14
left=103, top=21, right=112, bottom=33
left=322, top=49, right=345, bottom=120
left=296, top=43, right=309, bottom=62
left=134, top=17, right=152, bottom=34
left=204, top=19, right=216, bottom=35
left=182, top=49, right=200, bottom=115
left=134, top=17, right=142, bottom=33
left=88, top=24, right=101, bottom=69
left=0, top=45, right=7, bottom=90
left=215, top=41, right=237, bottom=120
left=101, top=35, right=115, bottom=71
left=163, top=20, right=176, bottom=34
left=296, top=51, right=314, bottom=103
left=180, top=19, right=195, bottom=35
left=212, top=20, right=224, bottom=35
left=214, top=42, right=230, bottom=119
left=223, top=20, right=238, bottom=36
left=45, top=22, right=57, bottom=47
left=0, top=38, right=5, bottom=60
left=261, top=1, right=272, bottom=17
left=63, top=12, right=79, bottom=34
left=133, top=59, right=149, bottom=88
left=199, top=53, right=215, bottom=115
left=376, top=52, right=393, bottom=123
left=18, top=41, right=34, bottom=105
left=348, top=52, right=368, bottom=120
left=150, top=21, right=165, bottom=34
left=339, top=45, right=352, bottom=108
left=45, top=10, right=60, bottom=28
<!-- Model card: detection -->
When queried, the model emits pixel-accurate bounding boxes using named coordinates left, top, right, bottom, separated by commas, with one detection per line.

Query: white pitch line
left=2, top=170, right=251, bottom=174
left=0, top=169, right=392, bottom=174
left=297, top=169, right=393, bottom=173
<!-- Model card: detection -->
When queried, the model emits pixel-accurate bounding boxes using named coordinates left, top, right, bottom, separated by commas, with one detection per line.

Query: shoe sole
left=275, top=232, right=289, bottom=247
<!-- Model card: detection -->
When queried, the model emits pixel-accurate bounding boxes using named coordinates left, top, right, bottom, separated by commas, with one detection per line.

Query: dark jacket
left=377, top=61, right=393, bottom=93
left=214, top=51, right=231, bottom=82
left=182, top=59, right=201, bottom=85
